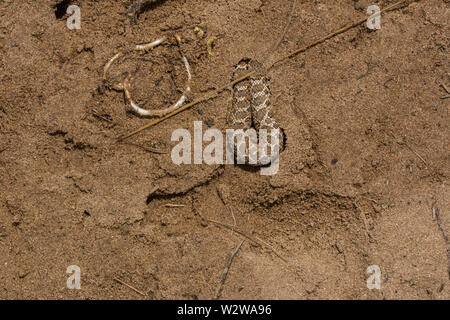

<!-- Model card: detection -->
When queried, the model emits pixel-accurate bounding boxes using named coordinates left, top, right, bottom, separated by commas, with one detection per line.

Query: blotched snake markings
left=227, top=58, right=285, bottom=166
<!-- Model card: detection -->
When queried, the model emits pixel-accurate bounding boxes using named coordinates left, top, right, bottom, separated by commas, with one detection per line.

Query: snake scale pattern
left=227, top=58, right=285, bottom=166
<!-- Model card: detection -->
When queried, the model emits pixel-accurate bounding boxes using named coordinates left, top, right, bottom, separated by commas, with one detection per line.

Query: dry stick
left=214, top=240, right=245, bottom=300
left=205, top=217, right=288, bottom=263
left=113, top=277, right=147, bottom=297
left=119, top=0, right=406, bottom=140
left=262, top=0, right=298, bottom=64
left=165, top=203, right=185, bottom=208
left=401, top=140, right=429, bottom=168
left=229, top=207, right=237, bottom=235
left=394, top=134, right=443, bottom=182
left=359, top=209, right=371, bottom=243
left=274, top=0, right=405, bottom=64
left=119, top=141, right=168, bottom=154
left=432, top=203, right=450, bottom=280
left=91, top=109, right=112, bottom=123
left=440, top=84, right=450, bottom=99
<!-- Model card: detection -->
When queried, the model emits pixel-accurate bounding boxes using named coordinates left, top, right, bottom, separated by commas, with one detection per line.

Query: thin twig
left=359, top=209, right=371, bottom=243
left=165, top=203, right=185, bottom=208
left=91, top=109, right=112, bottom=123
left=113, top=277, right=147, bottom=297
left=118, top=141, right=168, bottom=154
left=118, top=0, right=407, bottom=140
left=263, top=0, right=297, bottom=63
left=274, top=0, right=405, bottom=64
left=440, top=84, right=450, bottom=99
left=214, top=240, right=245, bottom=300
left=432, top=202, right=450, bottom=280
left=401, top=140, right=429, bottom=168
left=229, top=207, right=237, bottom=235
left=202, top=215, right=287, bottom=263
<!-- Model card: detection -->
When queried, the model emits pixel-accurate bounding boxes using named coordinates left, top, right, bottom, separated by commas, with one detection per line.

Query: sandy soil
left=0, top=0, right=448, bottom=299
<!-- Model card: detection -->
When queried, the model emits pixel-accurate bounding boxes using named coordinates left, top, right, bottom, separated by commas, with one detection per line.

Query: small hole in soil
left=54, top=0, right=72, bottom=19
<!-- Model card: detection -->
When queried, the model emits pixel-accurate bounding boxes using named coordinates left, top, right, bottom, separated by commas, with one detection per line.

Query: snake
left=227, top=58, right=285, bottom=167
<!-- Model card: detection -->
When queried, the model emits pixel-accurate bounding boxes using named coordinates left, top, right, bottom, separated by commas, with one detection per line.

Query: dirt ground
left=0, top=0, right=448, bottom=300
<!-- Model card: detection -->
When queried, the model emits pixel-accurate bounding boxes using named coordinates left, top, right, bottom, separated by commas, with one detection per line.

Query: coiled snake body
left=227, top=58, right=285, bottom=166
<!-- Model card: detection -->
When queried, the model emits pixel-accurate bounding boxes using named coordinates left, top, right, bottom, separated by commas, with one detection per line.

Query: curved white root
left=103, top=36, right=191, bottom=118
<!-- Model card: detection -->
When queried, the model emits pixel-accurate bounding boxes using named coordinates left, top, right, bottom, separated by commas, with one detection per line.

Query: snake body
left=227, top=58, right=285, bottom=166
